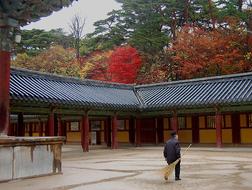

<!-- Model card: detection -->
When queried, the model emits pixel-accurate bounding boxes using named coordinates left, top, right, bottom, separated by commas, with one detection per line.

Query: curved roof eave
left=10, top=68, right=252, bottom=113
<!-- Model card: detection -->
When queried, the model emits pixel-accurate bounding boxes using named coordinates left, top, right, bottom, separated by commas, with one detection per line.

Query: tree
left=107, top=46, right=142, bottom=84
left=92, top=0, right=222, bottom=49
left=80, top=35, right=103, bottom=55
left=12, top=45, right=81, bottom=77
left=91, top=10, right=126, bottom=50
left=79, top=50, right=112, bottom=80
left=80, top=46, right=142, bottom=84
left=89, top=1, right=252, bottom=82
left=168, top=25, right=252, bottom=79
left=69, top=14, right=86, bottom=59
left=89, top=0, right=223, bottom=69
left=91, top=0, right=173, bottom=54
left=248, top=13, right=252, bottom=51
left=16, top=28, right=73, bottom=56
left=136, top=61, right=169, bottom=84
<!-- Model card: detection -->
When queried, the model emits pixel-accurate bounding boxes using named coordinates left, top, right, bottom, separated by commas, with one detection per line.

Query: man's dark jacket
left=163, top=137, right=181, bottom=164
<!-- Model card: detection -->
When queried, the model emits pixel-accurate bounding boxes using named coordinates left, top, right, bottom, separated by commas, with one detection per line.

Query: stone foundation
left=0, top=136, right=64, bottom=182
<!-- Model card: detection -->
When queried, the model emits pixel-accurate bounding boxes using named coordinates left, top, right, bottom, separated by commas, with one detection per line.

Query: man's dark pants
left=175, top=161, right=180, bottom=179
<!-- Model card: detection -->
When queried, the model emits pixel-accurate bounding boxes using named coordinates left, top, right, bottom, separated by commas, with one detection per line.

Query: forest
left=12, top=0, right=252, bottom=84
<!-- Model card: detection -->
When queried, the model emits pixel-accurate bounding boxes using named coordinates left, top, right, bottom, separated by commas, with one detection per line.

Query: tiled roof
left=135, top=73, right=252, bottom=110
left=10, top=68, right=252, bottom=112
left=0, top=0, right=75, bottom=26
left=10, top=68, right=139, bottom=111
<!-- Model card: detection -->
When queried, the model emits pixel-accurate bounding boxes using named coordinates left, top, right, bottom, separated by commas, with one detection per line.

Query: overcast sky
left=23, top=0, right=121, bottom=34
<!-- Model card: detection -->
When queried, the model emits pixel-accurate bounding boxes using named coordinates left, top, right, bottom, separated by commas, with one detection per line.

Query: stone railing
left=0, top=136, right=64, bottom=182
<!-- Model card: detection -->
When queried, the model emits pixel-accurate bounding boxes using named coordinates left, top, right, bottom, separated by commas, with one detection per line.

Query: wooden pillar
left=58, top=119, right=62, bottom=136
left=171, top=111, right=178, bottom=132
left=8, top=122, right=14, bottom=136
left=0, top=51, right=10, bottom=135
left=17, top=113, right=25, bottom=136
left=157, top=117, right=164, bottom=143
left=54, top=114, right=58, bottom=136
left=48, top=112, right=54, bottom=136
left=58, top=116, right=62, bottom=136
left=12, top=123, right=16, bottom=136
left=13, top=124, right=16, bottom=136
left=62, top=121, right=67, bottom=138
left=129, top=118, right=135, bottom=144
left=44, top=121, right=49, bottom=136
left=231, top=113, right=241, bottom=144
left=215, top=110, right=222, bottom=148
left=15, top=123, right=18, bottom=136
left=29, top=123, right=33, bottom=137
left=39, top=121, right=44, bottom=136
left=192, top=115, right=199, bottom=144
left=7, top=123, right=12, bottom=136
left=106, top=118, right=112, bottom=147
left=135, top=118, right=141, bottom=146
left=81, top=112, right=89, bottom=152
left=111, top=114, right=118, bottom=149
left=155, top=118, right=158, bottom=144
left=104, top=119, right=108, bottom=144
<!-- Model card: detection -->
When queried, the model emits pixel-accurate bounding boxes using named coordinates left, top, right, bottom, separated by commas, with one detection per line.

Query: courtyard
left=0, top=145, right=252, bottom=190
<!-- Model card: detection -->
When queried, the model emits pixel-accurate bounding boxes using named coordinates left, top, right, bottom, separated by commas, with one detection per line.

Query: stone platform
left=0, top=136, right=64, bottom=182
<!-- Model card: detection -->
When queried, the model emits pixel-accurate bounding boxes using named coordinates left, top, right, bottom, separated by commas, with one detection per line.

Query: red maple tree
left=107, top=46, right=142, bottom=84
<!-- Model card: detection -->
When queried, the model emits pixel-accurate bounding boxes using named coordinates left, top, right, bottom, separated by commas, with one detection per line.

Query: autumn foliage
left=13, top=22, right=252, bottom=84
left=79, top=46, right=142, bottom=84
left=169, top=24, right=252, bottom=79
left=136, top=62, right=169, bottom=84
left=12, top=1, right=252, bottom=84
left=12, top=45, right=142, bottom=84
left=107, top=46, right=142, bottom=84
left=12, top=45, right=81, bottom=77
left=79, top=50, right=112, bottom=80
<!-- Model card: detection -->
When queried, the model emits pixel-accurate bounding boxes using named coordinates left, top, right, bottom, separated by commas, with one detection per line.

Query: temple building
left=9, top=67, right=252, bottom=150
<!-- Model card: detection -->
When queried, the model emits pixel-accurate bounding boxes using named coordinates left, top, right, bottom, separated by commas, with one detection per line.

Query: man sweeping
left=163, top=131, right=181, bottom=181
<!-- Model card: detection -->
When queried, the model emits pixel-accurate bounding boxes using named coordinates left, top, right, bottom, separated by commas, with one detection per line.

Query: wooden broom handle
left=181, top=144, right=192, bottom=157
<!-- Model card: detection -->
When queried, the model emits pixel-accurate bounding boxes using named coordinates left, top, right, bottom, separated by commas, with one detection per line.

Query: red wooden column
left=45, top=121, right=49, bottom=136
left=155, top=118, right=158, bottom=144
left=192, top=115, right=200, bottom=144
left=54, top=114, right=58, bottom=136
left=135, top=118, right=141, bottom=146
left=39, top=120, right=44, bottom=136
left=58, top=116, right=62, bottom=136
left=171, top=111, right=178, bottom=132
left=29, top=123, right=33, bottom=137
left=81, top=112, right=89, bottom=152
left=157, top=117, right=164, bottom=143
left=0, top=51, right=11, bottom=136
left=215, top=110, right=222, bottom=148
left=8, top=123, right=14, bottom=136
left=111, top=114, right=118, bottom=149
left=48, top=111, right=55, bottom=136
left=104, top=119, right=108, bottom=144
left=231, top=113, right=241, bottom=144
left=17, top=113, right=25, bottom=136
left=129, top=118, right=135, bottom=144
left=105, top=118, right=112, bottom=147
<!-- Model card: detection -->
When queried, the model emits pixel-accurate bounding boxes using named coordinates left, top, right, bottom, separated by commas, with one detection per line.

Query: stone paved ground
left=1, top=145, right=252, bottom=190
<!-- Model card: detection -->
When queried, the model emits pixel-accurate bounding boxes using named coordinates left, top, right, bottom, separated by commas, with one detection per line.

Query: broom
left=163, top=144, right=192, bottom=180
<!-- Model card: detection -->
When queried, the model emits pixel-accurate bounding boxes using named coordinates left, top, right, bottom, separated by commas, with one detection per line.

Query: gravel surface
left=1, top=145, right=252, bottom=190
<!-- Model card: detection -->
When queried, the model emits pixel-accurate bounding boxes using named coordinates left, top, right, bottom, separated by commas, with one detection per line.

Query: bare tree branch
left=69, top=14, right=86, bottom=59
